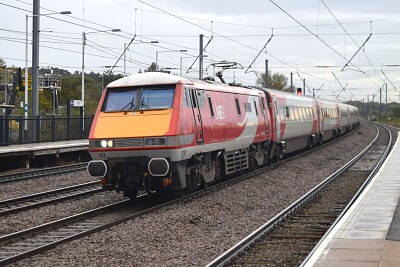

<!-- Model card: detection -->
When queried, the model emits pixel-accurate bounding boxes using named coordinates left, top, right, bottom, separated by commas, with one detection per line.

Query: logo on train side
left=216, top=105, right=224, bottom=120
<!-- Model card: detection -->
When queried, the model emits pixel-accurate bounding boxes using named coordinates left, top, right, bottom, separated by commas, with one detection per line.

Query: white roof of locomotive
left=106, top=71, right=261, bottom=96
left=107, top=72, right=192, bottom=88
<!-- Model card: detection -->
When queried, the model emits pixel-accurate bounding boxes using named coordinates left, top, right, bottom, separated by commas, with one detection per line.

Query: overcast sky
left=1, top=0, right=400, bottom=102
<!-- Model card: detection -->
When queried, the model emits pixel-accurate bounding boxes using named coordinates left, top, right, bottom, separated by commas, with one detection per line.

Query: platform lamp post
left=155, top=50, right=187, bottom=70
left=25, top=10, right=71, bottom=142
left=81, top=28, right=121, bottom=132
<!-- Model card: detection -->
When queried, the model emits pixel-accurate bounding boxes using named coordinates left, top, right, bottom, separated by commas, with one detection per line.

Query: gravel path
left=7, top=122, right=394, bottom=267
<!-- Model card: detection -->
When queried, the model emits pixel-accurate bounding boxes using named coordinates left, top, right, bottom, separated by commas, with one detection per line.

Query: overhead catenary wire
left=268, top=0, right=363, bottom=73
left=266, top=0, right=391, bottom=96
left=320, top=0, right=383, bottom=83
left=245, top=29, right=274, bottom=73
left=1, top=0, right=398, bottom=102
left=111, top=0, right=400, bottom=32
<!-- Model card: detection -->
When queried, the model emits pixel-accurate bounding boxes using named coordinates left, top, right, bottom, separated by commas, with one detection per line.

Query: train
left=87, top=72, right=360, bottom=198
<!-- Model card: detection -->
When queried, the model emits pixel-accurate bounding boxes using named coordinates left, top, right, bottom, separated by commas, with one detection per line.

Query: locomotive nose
left=87, top=160, right=107, bottom=177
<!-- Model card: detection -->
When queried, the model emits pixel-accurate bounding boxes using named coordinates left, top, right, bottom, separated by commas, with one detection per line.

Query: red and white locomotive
left=87, top=72, right=359, bottom=198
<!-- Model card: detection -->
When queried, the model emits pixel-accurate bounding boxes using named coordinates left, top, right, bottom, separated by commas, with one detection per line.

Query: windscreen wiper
left=120, top=96, right=135, bottom=111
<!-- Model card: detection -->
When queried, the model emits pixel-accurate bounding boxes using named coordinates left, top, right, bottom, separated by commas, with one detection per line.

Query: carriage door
left=316, top=102, right=321, bottom=133
left=273, top=96, right=281, bottom=140
left=189, top=87, right=204, bottom=144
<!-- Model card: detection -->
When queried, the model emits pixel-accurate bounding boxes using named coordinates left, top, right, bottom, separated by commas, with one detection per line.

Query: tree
left=145, top=62, right=158, bottom=72
left=58, top=76, right=102, bottom=116
left=102, top=70, right=123, bottom=89
left=390, top=105, right=400, bottom=119
left=40, top=67, right=72, bottom=77
left=0, top=58, right=6, bottom=85
left=256, top=71, right=289, bottom=91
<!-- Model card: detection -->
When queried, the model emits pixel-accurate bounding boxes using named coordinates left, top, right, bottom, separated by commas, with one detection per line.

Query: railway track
left=206, top=123, right=392, bottom=267
left=0, top=163, right=88, bottom=184
left=0, top=181, right=102, bottom=216
left=0, top=124, right=367, bottom=266
left=0, top=191, right=180, bottom=266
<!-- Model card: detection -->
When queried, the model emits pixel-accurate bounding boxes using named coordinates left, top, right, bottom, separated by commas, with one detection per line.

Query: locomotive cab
left=88, top=73, right=191, bottom=198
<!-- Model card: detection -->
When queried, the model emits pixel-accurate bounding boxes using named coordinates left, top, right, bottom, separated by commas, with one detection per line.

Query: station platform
left=0, top=140, right=89, bottom=169
left=304, top=135, right=400, bottom=267
left=0, top=140, right=88, bottom=157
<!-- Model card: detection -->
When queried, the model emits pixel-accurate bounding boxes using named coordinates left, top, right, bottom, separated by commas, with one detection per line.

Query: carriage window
left=293, top=107, right=299, bottom=120
left=244, top=102, right=252, bottom=112
left=260, top=98, right=266, bottom=116
left=235, top=98, right=241, bottom=115
left=302, top=109, right=306, bottom=120
left=103, top=89, right=137, bottom=111
left=261, top=98, right=266, bottom=110
left=183, top=89, right=190, bottom=107
left=102, top=86, right=174, bottom=112
left=285, top=107, right=290, bottom=120
left=139, top=89, right=174, bottom=110
left=190, top=89, right=197, bottom=108
left=254, top=101, right=258, bottom=115
left=208, top=96, right=215, bottom=118
left=306, top=108, right=311, bottom=120
left=280, top=107, right=285, bottom=120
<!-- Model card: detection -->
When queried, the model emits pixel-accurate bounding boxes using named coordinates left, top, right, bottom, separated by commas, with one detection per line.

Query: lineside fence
left=0, top=115, right=93, bottom=146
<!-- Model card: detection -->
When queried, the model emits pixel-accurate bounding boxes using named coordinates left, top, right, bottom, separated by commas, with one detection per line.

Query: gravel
left=0, top=170, right=95, bottom=201
left=5, top=122, right=391, bottom=267
left=0, top=191, right=126, bottom=236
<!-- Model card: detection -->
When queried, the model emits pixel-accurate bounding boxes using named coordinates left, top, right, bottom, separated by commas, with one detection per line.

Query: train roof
left=107, top=72, right=262, bottom=96
left=260, top=87, right=316, bottom=104
left=106, top=73, right=358, bottom=110
left=107, top=72, right=191, bottom=88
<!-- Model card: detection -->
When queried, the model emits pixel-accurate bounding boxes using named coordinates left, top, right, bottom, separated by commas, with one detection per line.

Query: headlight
left=107, top=140, right=113, bottom=147
left=145, top=137, right=166, bottom=146
left=95, top=139, right=114, bottom=148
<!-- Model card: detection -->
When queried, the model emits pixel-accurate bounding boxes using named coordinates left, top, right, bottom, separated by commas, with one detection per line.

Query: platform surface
left=0, top=139, right=89, bottom=157
left=304, top=134, right=400, bottom=266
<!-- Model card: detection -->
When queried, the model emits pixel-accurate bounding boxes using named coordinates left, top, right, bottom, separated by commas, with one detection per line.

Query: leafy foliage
left=146, top=62, right=158, bottom=72
left=2, top=65, right=125, bottom=117
left=256, top=71, right=289, bottom=91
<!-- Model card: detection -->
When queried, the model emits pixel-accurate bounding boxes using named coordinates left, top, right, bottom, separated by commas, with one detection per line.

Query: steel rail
left=300, top=123, right=392, bottom=266
left=206, top=124, right=383, bottom=267
left=0, top=181, right=101, bottom=216
left=0, top=190, right=189, bottom=266
left=0, top=125, right=363, bottom=266
left=0, top=163, right=88, bottom=184
left=0, top=199, right=132, bottom=266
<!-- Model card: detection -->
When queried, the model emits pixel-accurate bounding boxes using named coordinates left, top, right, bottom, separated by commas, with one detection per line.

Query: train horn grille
left=114, top=138, right=144, bottom=148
